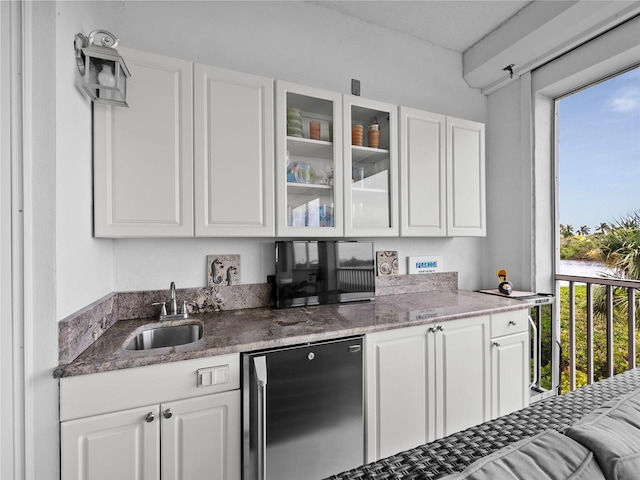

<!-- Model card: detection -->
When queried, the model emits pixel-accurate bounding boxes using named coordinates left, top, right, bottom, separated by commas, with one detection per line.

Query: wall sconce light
left=74, top=29, right=130, bottom=107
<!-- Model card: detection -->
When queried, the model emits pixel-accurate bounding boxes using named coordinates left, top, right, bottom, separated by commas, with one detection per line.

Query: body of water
left=558, top=259, right=615, bottom=278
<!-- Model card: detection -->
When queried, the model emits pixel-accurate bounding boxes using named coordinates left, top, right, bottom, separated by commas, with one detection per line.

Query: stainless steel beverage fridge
left=242, top=336, right=364, bottom=480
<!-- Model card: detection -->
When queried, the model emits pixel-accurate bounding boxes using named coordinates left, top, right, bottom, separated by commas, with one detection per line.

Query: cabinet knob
left=493, top=341, right=501, bottom=347
left=145, top=412, right=155, bottom=423
left=508, top=320, right=517, bottom=326
left=436, top=325, right=444, bottom=331
left=163, top=409, right=173, bottom=419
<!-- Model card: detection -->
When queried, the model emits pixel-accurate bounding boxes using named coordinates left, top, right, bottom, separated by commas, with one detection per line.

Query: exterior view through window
left=555, top=65, right=640, bottom=391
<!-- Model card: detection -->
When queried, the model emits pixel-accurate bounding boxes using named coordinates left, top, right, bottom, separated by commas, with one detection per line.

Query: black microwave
left=274, top=241, right=375, bottom=308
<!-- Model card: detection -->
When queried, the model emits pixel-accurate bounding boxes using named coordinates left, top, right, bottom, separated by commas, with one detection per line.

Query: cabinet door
left=365, top=326, right=431, bottom=461
left=399, top=107, right=446, bottom=236
left=275, top=81, right=344, bottom=236
left=61, top=405, right=160, bottom=480
left=161, top=391, right=241, bottom=480
left=491, top=332, right=530, bottom=418
left=343, top=95, right=398, bottom=236
left=446, top=116, right=486, bottom=236
left=434, top=316, right=490, bottom=438
left=93, top=48, right=194, bottom=237
left=194, top=65, right=274, bottom=236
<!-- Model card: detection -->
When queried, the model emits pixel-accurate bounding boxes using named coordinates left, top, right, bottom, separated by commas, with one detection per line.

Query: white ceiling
left=309, top=0, right=533, bottom=53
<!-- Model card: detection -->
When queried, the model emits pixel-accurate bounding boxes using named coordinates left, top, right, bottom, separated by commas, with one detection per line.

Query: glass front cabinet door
left=276, top=81, right=344, bottom=237
left=343, top=95, right=398, bottom=236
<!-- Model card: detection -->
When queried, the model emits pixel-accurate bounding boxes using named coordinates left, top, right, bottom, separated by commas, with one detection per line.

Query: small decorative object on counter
left=352, top=124, right=363, bottom=146
left=287, top=107, right=303, bottom=137
left=496, top=269, right=513, bottom=295
left=368, top=117, right=380, bottom=148
left=309, top=120, right=321, bottom=140
left=376, top=251, right=399, bottom=276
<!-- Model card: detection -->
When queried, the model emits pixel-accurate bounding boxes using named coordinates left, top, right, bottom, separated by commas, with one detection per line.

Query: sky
left=558, top=66, right=640, bottom=232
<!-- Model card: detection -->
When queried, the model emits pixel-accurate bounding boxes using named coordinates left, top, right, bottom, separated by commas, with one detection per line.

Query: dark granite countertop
left=54, top=290, right=533, bottom=378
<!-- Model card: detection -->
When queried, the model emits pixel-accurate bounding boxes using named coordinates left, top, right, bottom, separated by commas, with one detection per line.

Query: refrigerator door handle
left=253, top=356, right=268, bottom=480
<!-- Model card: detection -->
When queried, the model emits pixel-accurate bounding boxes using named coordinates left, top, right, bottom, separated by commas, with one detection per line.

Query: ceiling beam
left=463, top=0, right=640, bottom=95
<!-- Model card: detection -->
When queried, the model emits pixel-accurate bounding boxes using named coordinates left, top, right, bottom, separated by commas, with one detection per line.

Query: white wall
left=485, top=78, right=534, bottom=291
left=56, top=2, right=115, bottom=319
left=55, top=0, right=490, bottom=310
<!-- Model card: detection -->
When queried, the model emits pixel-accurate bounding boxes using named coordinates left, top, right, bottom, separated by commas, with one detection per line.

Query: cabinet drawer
left=491, top=310, right=528, bottom=338
left=60, top=353, right=240, bottom=421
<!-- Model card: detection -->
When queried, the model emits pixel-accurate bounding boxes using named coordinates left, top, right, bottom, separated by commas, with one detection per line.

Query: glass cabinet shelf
left=352, top=145, right=390, bottom=163
left=287, top=137, right=333, bottom=158
left=286, top=182, right=332, bottom=195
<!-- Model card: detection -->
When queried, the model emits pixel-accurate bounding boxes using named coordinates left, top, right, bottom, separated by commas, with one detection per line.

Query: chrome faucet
left=153, top=281, right=189, bottom=321
left=170, top=281, right=178, bottom=315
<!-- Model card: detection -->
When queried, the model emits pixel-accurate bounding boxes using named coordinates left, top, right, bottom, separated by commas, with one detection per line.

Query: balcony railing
left=555, top=274, right=640, bottom=392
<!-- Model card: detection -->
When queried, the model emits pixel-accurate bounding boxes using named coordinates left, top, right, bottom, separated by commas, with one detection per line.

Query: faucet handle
left=152, top=302, right=167, bottom=317
left=181, top=300, right=189, bottom=317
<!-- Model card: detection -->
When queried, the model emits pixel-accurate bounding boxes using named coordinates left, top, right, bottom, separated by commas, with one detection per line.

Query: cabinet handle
left=436, top=325, right=444, bottom=331
left=508, top=320, right=517, bottom=326
left=145, top=412, right=155, bottom=423
left=492, top=341, right=501, bottom=347
left=163, top=409, right=173, bottom=419
left=428, top=327, right=436, bottom=333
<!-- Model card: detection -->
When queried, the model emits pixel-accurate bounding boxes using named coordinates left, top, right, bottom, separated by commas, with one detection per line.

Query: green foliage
left=559, top=235, right=600, bottom=260
left=557, top=211, right=640, bottom=393
left=558, top=285, right=640, bottom=393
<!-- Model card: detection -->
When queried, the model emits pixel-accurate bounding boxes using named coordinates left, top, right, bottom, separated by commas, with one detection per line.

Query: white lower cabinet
left=365, top=315, right=491, bottom=461
left=61, top=404, right=161, bottom=480
left=60, top=355, right=241, bottom=480
left=490, top=310, right=530, bottom=418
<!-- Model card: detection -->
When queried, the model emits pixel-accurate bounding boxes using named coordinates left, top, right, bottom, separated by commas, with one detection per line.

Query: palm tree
left=561, top=224, right=574, bottom=237
left=593, top=211, right=640, bottom=319
left=578, top=225, right=591, bottom=236
left=595, top=223, right=610, bottom=235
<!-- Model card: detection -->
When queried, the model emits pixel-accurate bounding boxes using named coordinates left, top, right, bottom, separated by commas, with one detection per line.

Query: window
left=556, top=66, right=640, bottom=277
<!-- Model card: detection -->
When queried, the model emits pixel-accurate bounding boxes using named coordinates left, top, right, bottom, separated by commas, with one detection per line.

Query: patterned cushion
left=327, top=368, right=640, bottom=480
left=565, top=389, right=640, bottom=480
left=438, top=430, right=605, bottom=480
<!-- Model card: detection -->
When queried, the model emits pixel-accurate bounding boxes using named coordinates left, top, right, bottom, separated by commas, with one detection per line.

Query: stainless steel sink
left=125, top=322, right=203, bottom=351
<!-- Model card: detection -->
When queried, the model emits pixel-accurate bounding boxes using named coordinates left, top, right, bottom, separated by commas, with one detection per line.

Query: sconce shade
left=76, top=31, right=130, bottom=107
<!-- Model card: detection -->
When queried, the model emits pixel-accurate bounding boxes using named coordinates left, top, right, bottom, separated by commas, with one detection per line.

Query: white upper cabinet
left=399, top=107, right=447, bottom=236
left=343, top=95, right=398, bottom=237
left=194, top=65, right=274, bottom=236
left=446, top=116, right=486, bottom=236
left=93, top=49, right=483, bottom=239
left=399, top=108, right=486, bottom=237
left=94, top=48, right=194, bottom=237
left=275, top=81, right=344, bottom=237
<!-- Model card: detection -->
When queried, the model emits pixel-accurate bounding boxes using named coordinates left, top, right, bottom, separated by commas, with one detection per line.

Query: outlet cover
left=207, top=254, right=240, bottom=286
